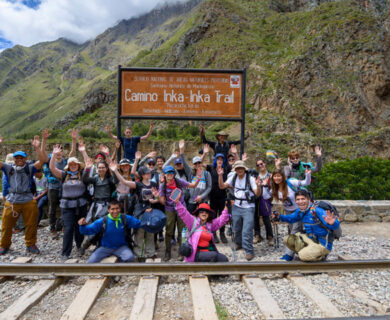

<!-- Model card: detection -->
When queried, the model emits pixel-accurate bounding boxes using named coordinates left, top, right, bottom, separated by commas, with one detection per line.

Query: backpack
left=89, top=214, right=134, bottom=249
left=310, top=201, right=342, bottom=242
left=139, top=209, right=166, bottom=233
left=231, top=172, right=256, bottom=204
left=286, top=178, right=313, bottom=201
left=8, top=165, right=36, bottom=195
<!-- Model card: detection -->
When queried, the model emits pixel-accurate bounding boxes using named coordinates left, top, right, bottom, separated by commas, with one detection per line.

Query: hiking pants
left=1, top=200, right=38, bottom=248
left=134, top=228, right=155, bottom=258
left=210, top=196, right=226, bottom=234
left=165, top=210, right=185, bottom=252
left=254, top=201, right=273, bottom=239
left=232, top=205, right=255, bottom=255
left=284, top=232, right=330, bottom=262
left=48, top=189, right=61, bottom=231
left=61, top=205, right=87, bottom=257
left=88, top=245, right=134, bottom=263
left=195, top=251, right=228, bottom=262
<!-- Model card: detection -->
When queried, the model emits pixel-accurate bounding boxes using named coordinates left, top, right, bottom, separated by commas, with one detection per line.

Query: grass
left=215, top=299, right=229, bottom=320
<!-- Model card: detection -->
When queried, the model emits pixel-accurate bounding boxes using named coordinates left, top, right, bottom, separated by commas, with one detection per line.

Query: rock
left=382, top=216, right=390, bottom=223
left=362, top=215, right=382, bottom=222
left=344, top=213, right=358, bottom=222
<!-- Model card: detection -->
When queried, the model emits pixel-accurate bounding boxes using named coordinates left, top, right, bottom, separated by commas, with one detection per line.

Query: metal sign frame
left=117, top=66, right=246, bottom=157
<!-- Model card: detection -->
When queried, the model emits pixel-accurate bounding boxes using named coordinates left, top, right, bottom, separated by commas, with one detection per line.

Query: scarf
left=67, top=171, right=79, bottom=176
left=108, top=213, right=122, bottom=228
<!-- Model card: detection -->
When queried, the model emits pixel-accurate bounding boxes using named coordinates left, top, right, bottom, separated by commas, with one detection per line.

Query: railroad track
left=0, top=257, right=389, bottom=320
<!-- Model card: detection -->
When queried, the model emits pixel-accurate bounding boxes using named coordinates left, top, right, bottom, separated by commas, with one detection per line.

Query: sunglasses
left=228, top=158, right=234, bottom=161
left=256, top=163, right=265, bottom=167
left=194, top=162, right=201, bottom=165
left=198, top=210, right=209, bottom=214
left=148, top=163, right=156, bottom=166
left=291, top=157, right=299, bottom=160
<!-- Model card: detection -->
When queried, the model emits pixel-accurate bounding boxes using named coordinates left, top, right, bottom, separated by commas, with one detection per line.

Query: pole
left=240, top=68, right=246, bottom=158
left=117, top=65, right=122, bottom=160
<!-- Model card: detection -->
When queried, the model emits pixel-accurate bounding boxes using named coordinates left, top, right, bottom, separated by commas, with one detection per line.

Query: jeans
left=88, top=245, right=135, bottom=263
left=37, top=195, right=48, bottom=224
left=232, top=205, right=255, bottom=254
left=61, top=205, right=87, bottom=257
left=195, top=251, right=228, bottom=262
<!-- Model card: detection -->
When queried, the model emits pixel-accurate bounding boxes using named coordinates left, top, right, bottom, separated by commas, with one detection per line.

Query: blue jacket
left=2, top=174, right=10, bottom=197
left=279, top=205, right=340, bottom=250
left=79, top=215, right=141, bottom=249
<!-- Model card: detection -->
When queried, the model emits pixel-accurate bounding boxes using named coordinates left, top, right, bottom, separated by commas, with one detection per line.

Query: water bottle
left=181, top=227, right=187, bottom=244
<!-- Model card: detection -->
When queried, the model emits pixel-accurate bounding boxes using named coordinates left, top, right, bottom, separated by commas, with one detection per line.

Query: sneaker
left=280, top=254, right=293, bottom=261
left=267, top=236, right=274, bottom=246
left=235, top=244, right=242, bottom=251
left=61, top=255, right=70, bottom=262
left=77, top=247, right=85, bottom=256
left=213, top=232, right=220, bottom=244
left=220, top=232, right=228, bottom=244
left=253, top=235, right=263, bottom=244
left=245, top=253, right=254, bottom=261
left=26, top=245, right=40, bottom=254
left=0, top=247, right=9, bottom=256
left=163, top=250, right=171, bottom=261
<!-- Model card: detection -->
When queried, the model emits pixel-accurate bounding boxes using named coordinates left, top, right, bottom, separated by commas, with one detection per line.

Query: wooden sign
left=120, top=69, right=244, bottom=119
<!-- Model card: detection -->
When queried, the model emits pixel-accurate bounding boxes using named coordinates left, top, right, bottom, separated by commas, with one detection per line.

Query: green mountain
left=0, top=0, right=389, bottom=159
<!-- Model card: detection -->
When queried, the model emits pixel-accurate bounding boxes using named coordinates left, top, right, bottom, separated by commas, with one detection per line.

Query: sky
left=0, top=0, right=185, bottom=52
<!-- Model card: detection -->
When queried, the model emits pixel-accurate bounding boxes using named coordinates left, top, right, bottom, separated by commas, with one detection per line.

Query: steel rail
left=0, top=259, right=389, bottom=276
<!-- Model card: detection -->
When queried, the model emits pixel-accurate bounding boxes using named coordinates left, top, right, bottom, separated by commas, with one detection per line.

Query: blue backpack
left=140, top=209, right=166, bottom=233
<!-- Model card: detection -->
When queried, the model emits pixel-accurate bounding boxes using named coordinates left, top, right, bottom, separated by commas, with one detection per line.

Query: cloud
left=0, top=0, right=187, bottom=47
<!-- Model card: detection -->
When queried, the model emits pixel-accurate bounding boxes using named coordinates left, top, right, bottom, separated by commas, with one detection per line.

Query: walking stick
left=226, top=200, right=237, bottom=262
left=272, top=210, right=279, bottom=249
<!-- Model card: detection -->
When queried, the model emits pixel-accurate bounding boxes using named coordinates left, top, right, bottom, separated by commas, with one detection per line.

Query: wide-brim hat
left=215, top=131, right=229, bottom=139
left=119, top=158, right=132, bottom=166
left=64, top=157, right=84, bottom=170
left=231, top=160, right=248, bottom=171
left=138, top=166, right=152, bottom=176
left=192, top=203, right=216, bottom=220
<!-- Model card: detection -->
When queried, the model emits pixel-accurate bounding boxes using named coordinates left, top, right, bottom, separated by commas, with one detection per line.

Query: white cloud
left=0, top=0, right=187, bottom=47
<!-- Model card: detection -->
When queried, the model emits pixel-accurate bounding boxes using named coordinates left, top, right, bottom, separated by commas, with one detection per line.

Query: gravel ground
left=0, top=278, right=36, bottom=313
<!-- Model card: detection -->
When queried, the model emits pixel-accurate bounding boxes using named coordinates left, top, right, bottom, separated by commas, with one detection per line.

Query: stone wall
left=274, top=200, right=390, bottom=223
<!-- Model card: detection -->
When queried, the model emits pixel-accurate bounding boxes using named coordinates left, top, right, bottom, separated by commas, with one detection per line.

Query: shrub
left=310, top=157, right=390, bottom=200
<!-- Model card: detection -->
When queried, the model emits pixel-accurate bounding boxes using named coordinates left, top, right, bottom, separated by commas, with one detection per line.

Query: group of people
left=0, top=123, right=340, bottom=263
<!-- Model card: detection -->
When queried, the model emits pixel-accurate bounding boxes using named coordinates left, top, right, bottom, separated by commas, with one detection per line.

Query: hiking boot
left=220, top=232, right=228, bottom=244
left=267, top=236, right=274, bottom=246
left=61, top=255, right=70, bottom=262
left=163, top=250, right=171, bottom=261
left=26, top=245, right=40, bottom=254
left=235, top=244, right=242, bottom=251
left=253, top=235, right=263, bottom=244
left=245, top=253, right=254, bottom=261
left=177, top=255, right=184, bottom=262
left=213, top=232, right=220, bottom=244
left=280, top=254, right=293, bottom=261
left=77, top=247, right=85, bottom=256
left=0, top=247, right=9, bottom=256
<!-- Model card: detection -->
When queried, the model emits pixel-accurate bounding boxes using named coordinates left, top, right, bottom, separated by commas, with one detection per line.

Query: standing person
left=49, top=145, right=87, bottom=260
left=106, top=122, right=154, bottom=162
left=199, top=125, right=251, bottom=158
left=42, top=128, right=77, bottom=239
left=282, top=146, right=322, bottom=180
left=253, top=157, right=273, bottom=245
left=262, top=168, right=311, bottom=261
left=158, top=166, right=200, bottom=261
left=187, top=155, right=212, bottom=214
left=113, top=158, right=135, bottom=214
left=203, top=144, right=231, bottom=244
left=0, top=136, right=46, bottom=255
left=218, top=160, right=262, bottom=261
left=78, top=200, right=142, bottom=263
left=175, top=200, right=230, bottom=263
left=33, top=169, right=48, bottom=225
left=271, top=190, right=340, bottom=262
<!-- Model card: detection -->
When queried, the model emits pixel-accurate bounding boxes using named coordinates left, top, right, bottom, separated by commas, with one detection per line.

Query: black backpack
left=89, top=214, right=134, bottom=249
left=231, top=172, right=257, bottom=204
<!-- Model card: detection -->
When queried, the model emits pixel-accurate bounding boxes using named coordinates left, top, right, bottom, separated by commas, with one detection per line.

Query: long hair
left=96, top=161, right=111, bottom=179
left=270, top=169, right=288, bottom=203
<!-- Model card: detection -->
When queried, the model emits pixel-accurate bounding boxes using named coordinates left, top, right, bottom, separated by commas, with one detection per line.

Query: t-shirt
left=135, top=181, right=158, bottom=208
left=34, top=175, right=48, bottom=196
left=225, top=173, right=257, bottom=209
left=119, top=136, right=141, bottom=161
left=198, top=225, right=212, bottom=251
left=159, top=178, right=189, bottom=212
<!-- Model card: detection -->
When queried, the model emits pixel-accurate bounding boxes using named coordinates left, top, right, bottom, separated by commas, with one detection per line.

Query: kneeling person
left=78, top=200, right=141, bottom=263
left=272, top=190, right=340, bottom=262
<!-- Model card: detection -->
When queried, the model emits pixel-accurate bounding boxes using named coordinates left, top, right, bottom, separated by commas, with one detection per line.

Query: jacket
left=175, top=201, right=230, bottom=262
left=79, top=214, right=141, bottom=249
left=279, top=205, right=340, bottom=250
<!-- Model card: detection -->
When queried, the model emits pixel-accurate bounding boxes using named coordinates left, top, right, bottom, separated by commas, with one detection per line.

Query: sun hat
left=64, top=157, right=84, bottom=170
left=119, top=158, right=132, bottom=165
left=231, top=160, right=248, bottom=171
left=192, top=203, right=216, bottom=220
left=215, top=130, right=229, bottom=139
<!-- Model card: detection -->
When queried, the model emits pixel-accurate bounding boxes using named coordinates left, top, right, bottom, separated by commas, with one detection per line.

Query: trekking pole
left=272, top=210, right=279, bottom=249
left=226, top=200, right=237, bottom=262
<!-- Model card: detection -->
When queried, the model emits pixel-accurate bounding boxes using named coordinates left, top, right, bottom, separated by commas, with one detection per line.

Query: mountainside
left=0, top=0, right=389, bottom=159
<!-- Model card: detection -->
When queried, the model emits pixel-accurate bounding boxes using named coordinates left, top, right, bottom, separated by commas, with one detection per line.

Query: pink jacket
left=175, top=201, right=230, bottom=262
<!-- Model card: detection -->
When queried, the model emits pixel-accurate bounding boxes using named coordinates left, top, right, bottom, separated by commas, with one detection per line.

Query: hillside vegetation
left=0, top=0, right=389, bottom=160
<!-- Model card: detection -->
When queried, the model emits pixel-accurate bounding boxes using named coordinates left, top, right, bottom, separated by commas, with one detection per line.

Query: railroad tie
left=60, top=255, right=118, bottom=320
left=243, top=275, right=285, bottom=319
left=288, top=275, right=343, bottom=318
left=189, top=275, right=218, bottom=320
left=129, top=258, right=161, bottom=320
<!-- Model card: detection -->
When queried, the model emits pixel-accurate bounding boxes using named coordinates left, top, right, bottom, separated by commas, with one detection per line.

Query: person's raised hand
left=109, top=161, right=118, bottom=172
left=242, top=152, right=248, bottom=162
left=179, top=139, right=185, bottom=151
left=275, top=157, right=282, bottom=168
left=217, top=167, right=224, bottom=175
left=52, top=144, right=62, bottom=155
left=42, top=129, right=51, bottom=140
left=146, top=151, right=157, bottom=158
left=230, top=144, right=237, bottom=154
left=248, top=129, right=252, bottom=137
left=203, top=143, right=210, bottom=154
left=150, top=122, right=154, bottom=129
left=173, top=150, right=179, bottom=158
left=195, top=196, right=202, bottom=203
left=324, top=210, right=337, bottom=225
left=115, top=139, right=121, bottom=149
left=70, top=129, right=78, bottom=140
left=106, top=125, right=111, bottom=133
left=85, top=158, right=93, bottom=169
left=31, top=135, right=40, bottom=148
left=135, top=151, right=142, bottom=160
left=199, top=125, right=205, bottom=133
left=99, top=144, right=110, bottom=155
left=315, top=145, right=322, bottom=157
left=78, top=138, right=85, bottom=152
